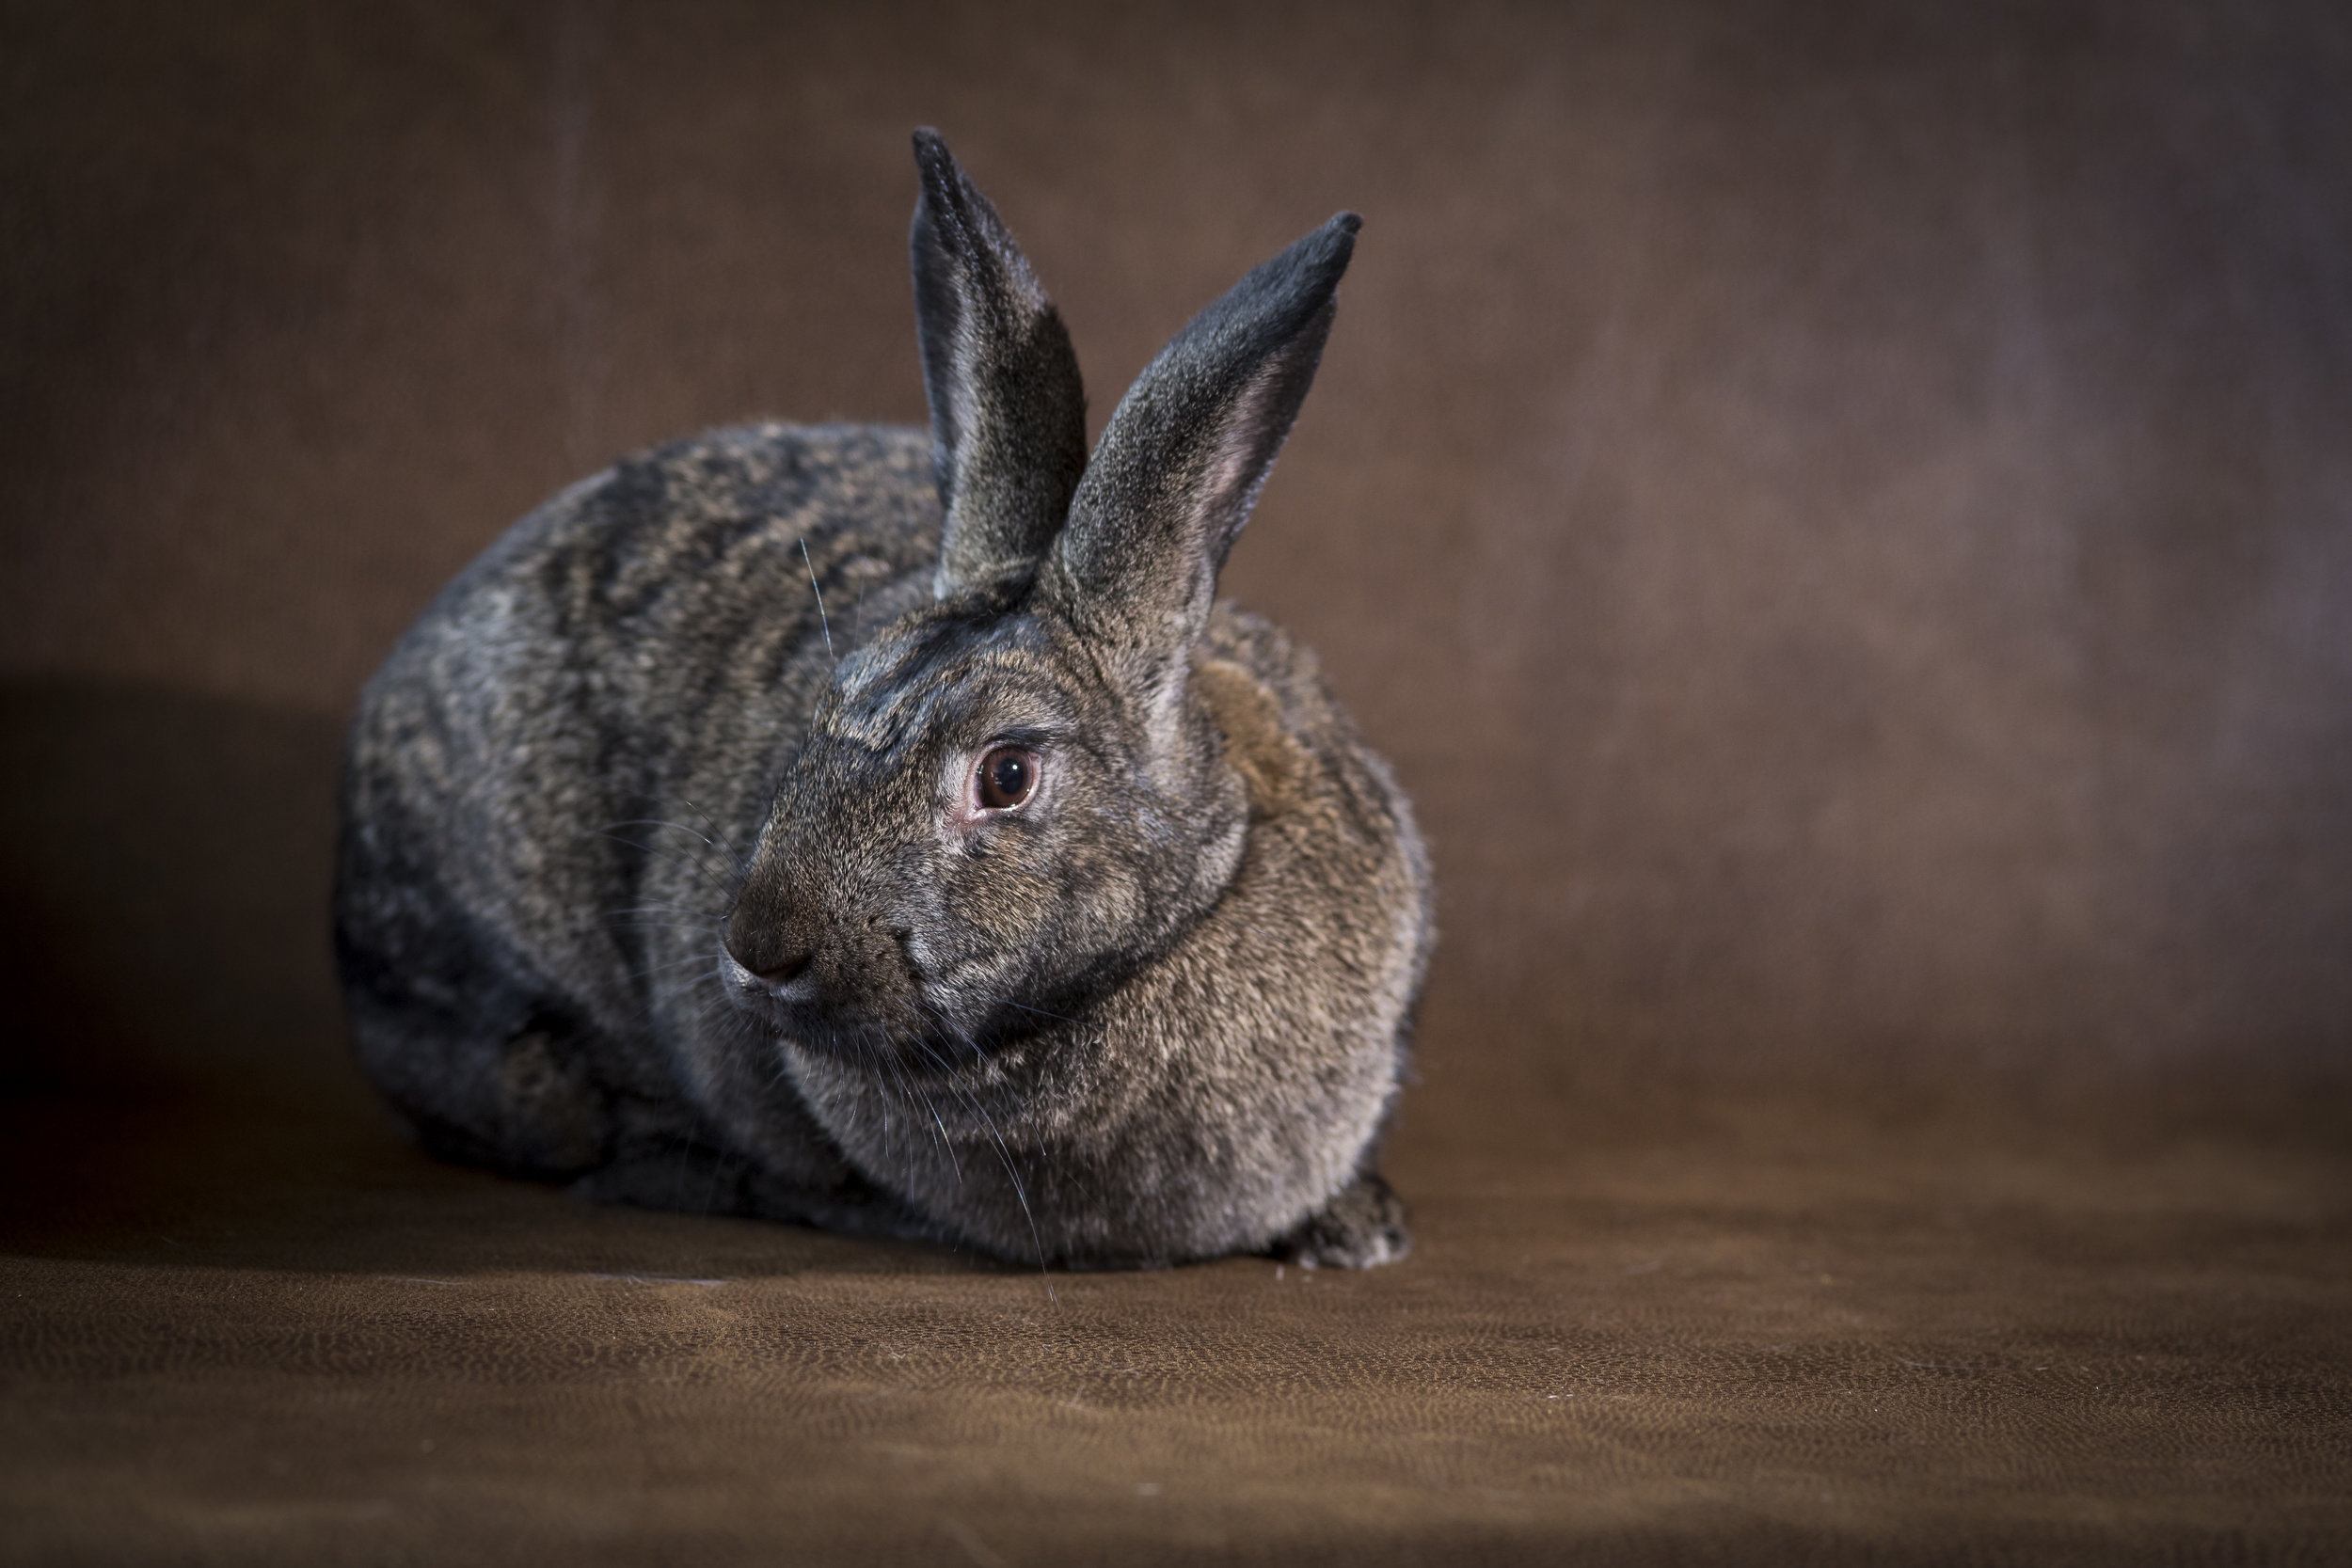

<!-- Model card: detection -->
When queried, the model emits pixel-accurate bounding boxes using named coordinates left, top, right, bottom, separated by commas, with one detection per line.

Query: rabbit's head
left=721, top=131, right=1359, bottom=1075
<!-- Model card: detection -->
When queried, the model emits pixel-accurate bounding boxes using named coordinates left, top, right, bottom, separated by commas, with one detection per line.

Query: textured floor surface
left=6, top=1069, right=2349, bottom=1565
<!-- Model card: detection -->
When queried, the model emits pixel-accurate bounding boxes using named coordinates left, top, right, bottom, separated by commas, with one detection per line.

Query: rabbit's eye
left=976, top=746, right=1040, bottom=811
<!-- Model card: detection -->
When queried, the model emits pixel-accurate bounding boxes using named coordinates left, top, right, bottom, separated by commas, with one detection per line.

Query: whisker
left=674, top=798, right=753, bottom=875
left=914, top=1082, right=961, bottom=1190
left=700, top=1133, right=728, bottom=1217
left=995, top=998, right=1094, bottom=1032
left=597, top=915, right=723, bottom=933
left=595, top=811, right=751, bottom=896
left=931, top=980, right=1104, bottom=1041
left=605, top=817, right=739, bottom=866
left=911, top=1003, right=1052, bottom=1291
left=634, top=949, right=727, bottom=980
left=802, top=536, right=834, bottom=662
left=587, top=829, right=736, bottom=896
left=878, top=1037, right=958, bottom=1181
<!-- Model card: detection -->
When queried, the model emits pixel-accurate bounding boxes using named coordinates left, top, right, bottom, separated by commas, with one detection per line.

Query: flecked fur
left=334, top=133, right=1432, bottom=1268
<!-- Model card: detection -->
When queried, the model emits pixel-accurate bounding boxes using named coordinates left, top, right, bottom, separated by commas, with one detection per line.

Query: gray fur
left=335, top=132, right=1433, bottom=1269
left=911, top=128, right=1089, bottom=602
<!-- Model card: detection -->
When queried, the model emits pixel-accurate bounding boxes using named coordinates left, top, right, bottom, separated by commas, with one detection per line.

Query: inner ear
left=1195, top=296, right=1336, bottom=573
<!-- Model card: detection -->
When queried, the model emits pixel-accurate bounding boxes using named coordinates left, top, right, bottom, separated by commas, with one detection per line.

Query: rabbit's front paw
left=569, top=1146, right=756, bottom=1217
left=1272, top=1171, right=1411, bottom=1269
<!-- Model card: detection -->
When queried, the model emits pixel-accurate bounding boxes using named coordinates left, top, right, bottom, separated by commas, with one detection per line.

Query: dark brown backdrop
left=8, top=0, right=2350, bottom=1106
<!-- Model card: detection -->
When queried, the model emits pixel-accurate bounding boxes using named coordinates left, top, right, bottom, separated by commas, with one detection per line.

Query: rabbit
left=333, top=130, right=1433, bottom=1270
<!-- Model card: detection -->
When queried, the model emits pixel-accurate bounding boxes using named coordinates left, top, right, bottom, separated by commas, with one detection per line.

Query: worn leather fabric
left=3, top=1, right=2349, bottom=1560
left=7, top=1079, right=2347, bottom=1565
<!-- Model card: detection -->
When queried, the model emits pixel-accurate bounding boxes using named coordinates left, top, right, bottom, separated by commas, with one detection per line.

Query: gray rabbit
left=334, top=131, right=1432, bottom=1269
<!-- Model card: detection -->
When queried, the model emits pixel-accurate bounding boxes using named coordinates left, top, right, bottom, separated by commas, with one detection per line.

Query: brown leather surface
left=5, top=2, right=2351, bottom=1561
left=8, top=1080, right=2348, bottom=1564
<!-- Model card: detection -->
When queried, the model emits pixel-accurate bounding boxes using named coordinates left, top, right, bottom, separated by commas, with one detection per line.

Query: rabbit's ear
left=911, top=130, right=1089, bottom=601
left=1041, top=213, right=1358, bottom=669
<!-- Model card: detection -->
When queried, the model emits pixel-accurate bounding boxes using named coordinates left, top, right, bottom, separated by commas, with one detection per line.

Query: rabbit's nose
left=725, top=878, right=825, bottom=991
left=756, top=949, right=813, bottom=986
left=726, top=935, right=814, bottom=989
left=723, top=899, right=820, bottom=990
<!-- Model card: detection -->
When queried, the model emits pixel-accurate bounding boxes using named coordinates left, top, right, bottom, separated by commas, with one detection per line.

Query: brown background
left=3, top=2, right=2348, bottom=1562
left=9, top=0, right=2351, bottom=1094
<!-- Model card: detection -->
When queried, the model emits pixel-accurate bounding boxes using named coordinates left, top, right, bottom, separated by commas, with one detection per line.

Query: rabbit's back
left=335, top=423, right=942, bottom=1180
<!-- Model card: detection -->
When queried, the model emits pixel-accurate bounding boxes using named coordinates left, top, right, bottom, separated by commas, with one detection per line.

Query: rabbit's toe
left=1272, top=1171, right=1411, bottom=1269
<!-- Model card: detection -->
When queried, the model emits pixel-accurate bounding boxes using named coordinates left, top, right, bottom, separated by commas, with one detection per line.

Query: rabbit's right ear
left=911, top=130, right=1089, bottom=601
left=1038, top=213, right=1356, bottom=698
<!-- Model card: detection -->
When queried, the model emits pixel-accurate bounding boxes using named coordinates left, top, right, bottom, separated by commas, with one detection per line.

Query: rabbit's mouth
left=721, top=942, right=1075, bottom=1080
left=718, top=927, right=972, bottom=1066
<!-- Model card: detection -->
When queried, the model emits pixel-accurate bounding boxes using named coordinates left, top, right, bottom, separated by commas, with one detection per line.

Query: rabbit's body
left=335, top=135, right=1430, bottom=1269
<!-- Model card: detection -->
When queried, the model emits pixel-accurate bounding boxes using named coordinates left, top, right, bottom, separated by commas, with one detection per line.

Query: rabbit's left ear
left=911, top=130, right=1089, bottom=600
left=1041, top=213, right=1358, bottom=674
